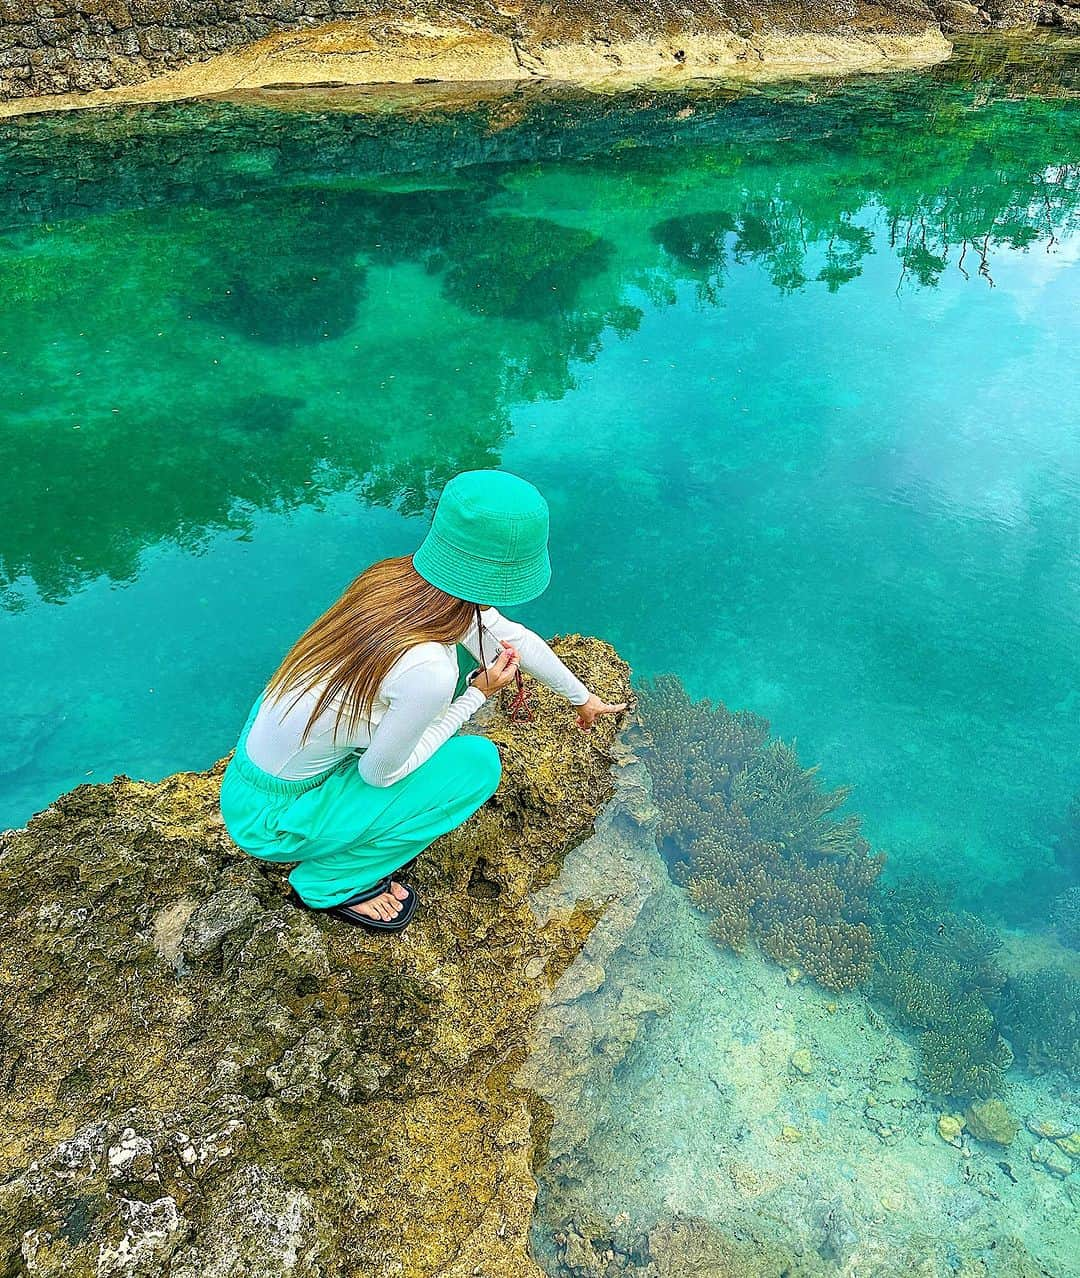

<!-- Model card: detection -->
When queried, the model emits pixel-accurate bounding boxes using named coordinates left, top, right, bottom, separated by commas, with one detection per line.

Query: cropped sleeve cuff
left=566, top=682, right=592, bottom=706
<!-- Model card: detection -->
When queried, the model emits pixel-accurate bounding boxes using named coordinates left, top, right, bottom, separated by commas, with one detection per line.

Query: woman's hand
left=576, top=692, right=628, bottom=731
left=470, top=644, right=520, bottom=698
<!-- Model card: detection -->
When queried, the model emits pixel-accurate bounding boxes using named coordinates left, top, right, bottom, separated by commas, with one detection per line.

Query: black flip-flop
left=287, top=876, right=419, bottom=932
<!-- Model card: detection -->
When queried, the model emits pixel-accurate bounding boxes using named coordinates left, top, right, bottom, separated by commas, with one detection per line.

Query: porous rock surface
left=0, top=0, right=973, bottom=112
left=2, top=0, right=1078, bottom=113
left=0, top=634, right=630, bottom=1278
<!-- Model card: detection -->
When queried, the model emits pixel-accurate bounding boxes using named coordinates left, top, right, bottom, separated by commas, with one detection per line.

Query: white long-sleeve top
left=244, top=607, right=591, bottom=788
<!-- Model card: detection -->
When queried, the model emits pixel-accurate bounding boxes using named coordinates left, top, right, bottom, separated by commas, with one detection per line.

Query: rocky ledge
left=4, top=0, right=1077, bottom=118
left=0, top=635, right=631, bottom=1278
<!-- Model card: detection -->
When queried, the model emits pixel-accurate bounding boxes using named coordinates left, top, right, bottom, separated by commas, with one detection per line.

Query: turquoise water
left=3, top=36, right=1080, bottom=1278
left=1, top=58, right=1078, bottom=911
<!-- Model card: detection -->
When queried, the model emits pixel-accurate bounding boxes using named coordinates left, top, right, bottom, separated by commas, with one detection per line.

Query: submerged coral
left=995, top=967, right=1080, bottom=1080
left=637, top=676, right=1075, bottom=1102
left=1050, top=885, right=1080, bottom=949
left=918, top=1015, right=1014, bottom=1100
left=964, top=1098, right=1019, bottom=1146
left=871, top=880, right=1012, bottom=1100
left=638, top=675, right=882, bottom=991
left=872, top=879, right=1080, bottom=1099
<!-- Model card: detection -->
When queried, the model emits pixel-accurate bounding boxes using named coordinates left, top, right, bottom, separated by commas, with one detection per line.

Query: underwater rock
left=1051, top=793, right=1080, bottom=877
left=964, top=1099, right=1020, bottom=1146
left=556, top=1220, right=604, bottom=1273
left=527, top=879, right=1078, bottom=1278
left=0, top=710, right=61, bottom=781
left=0, top=635, right=631, bottom=1278
left=1025, top=1115, right=1071, bottom=1140
left=442, top=217, right=612, bottom=321
left=193, top=229, right=367, bottom=346
left=1054, top=1131, right=1080, bottom=1157
left=938, top=1113, right=965, bottom=1146
left=643, top=1215, right=748, bottom=1277
left=1030, top=1142, right=1074, bottom=1178
left=790, top=1048, right=815, bottom=1076
left=816, top=1196, right=860, bottom=1266
left=515, top=736, right=672, bottom=1163
left=550, top=1210, right=822, bottom=1278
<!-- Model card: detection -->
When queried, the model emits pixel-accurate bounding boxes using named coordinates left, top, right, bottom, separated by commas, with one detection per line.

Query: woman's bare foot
left=341, top=879, right=409, bottom=922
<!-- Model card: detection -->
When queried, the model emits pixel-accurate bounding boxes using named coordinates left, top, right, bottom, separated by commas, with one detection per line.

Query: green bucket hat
left=412, top=469, right=552, bottom=607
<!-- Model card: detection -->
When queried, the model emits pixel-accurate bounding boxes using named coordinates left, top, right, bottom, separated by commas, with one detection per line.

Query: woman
left=219, top=469, right=626, bottom=933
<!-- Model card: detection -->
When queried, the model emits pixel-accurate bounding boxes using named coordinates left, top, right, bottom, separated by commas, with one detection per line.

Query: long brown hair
left=263, top=556, right=475, bottom=744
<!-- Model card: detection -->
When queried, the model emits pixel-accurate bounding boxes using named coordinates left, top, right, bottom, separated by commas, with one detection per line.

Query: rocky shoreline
left=0, top=0, right=1076, bottom=119
left=0, top=635, right=632, bottom=1278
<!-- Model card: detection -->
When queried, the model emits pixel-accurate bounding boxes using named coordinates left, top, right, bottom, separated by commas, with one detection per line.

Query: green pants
left=218, top=687, right=502, bottom=908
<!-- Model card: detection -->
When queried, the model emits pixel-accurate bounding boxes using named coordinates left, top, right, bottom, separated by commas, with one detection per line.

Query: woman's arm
left=462, top=607, right=591, bottom=705
left=356, top=645, right=521, bottom=787
left=357, top=659, right=486, bottom=788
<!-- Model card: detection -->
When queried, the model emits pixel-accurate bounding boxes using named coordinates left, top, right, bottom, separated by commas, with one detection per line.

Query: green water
left=1, top=49, right=1078, bottom=928
left=2, top=35, right=1080, bottom=1278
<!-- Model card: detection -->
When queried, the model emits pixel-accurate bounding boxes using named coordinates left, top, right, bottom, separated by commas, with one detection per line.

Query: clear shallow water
left=519, top=791, right=1080, bottom=1276
left=1, top=52, right=1078, bottom=913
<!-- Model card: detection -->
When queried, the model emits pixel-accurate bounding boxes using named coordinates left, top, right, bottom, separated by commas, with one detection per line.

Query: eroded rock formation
left=2, top=0, right=1076, bottom=118
left=0, top=0, right=987, bottom=115
left=0, top=635, right=631, bottom=1278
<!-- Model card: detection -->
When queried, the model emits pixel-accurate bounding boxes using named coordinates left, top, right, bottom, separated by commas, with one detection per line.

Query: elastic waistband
left=226, top=744, right=342, bottom=797
left=228, top=687, right=352, bottom=797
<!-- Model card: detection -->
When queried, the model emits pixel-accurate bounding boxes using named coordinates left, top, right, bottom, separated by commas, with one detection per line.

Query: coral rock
left=1025, top=1116, right=1070, bottom=1140
left=0, top=635, right=631, bottom=1278
left=964, top=1099, right=1019, bottom=1147
left=790, top=1049, right=815, bottom=1076
left=937, top=1114, right=965, bottom=1146
left=638, top=676, right=882, bottom=994
left=1030, top=1142, right=1074, bottom=1178
left=1055, top=1131, right=1080, bottom=1157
